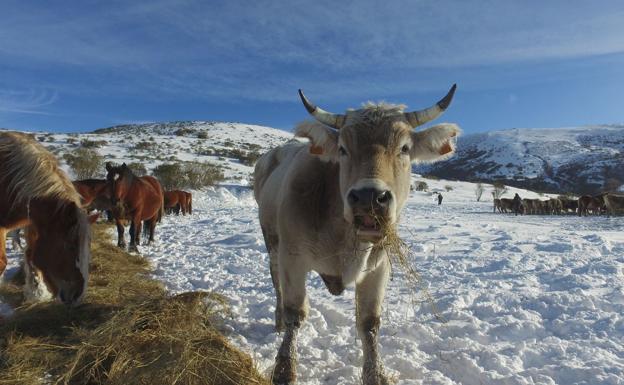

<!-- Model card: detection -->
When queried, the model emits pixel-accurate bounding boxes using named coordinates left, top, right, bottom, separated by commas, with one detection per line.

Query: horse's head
left=105, top=162, right=133, bottom=210
left=27, top=198, right=98, bottom=306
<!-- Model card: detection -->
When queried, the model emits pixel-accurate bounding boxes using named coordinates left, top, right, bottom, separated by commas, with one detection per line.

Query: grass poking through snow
left=0, top=223, right=270, bottom=385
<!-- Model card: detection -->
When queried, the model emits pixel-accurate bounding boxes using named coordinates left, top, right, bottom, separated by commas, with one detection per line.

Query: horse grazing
left=183, top=191, right=192, bottom=214
left=255, top=86, right=460, bottom=384
left=105, top=163, right=164, bottom=252
left=73, top=178, right=113, bottom=220
left=164, top=190, right=192, bottom=215
left=164, top=190, right=181, bottom=215
left=0, top=132, right=98, bottom=306
left=493, top=198, right=502, bottom=213
left=603, top=193, right=624, bottom=216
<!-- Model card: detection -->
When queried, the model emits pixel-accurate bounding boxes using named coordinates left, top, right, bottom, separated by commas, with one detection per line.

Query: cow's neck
left=325, top=175, right=377, bottom=286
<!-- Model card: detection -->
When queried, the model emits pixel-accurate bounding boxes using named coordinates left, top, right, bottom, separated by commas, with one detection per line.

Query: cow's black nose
left=347, top=188, right=392, bottom=210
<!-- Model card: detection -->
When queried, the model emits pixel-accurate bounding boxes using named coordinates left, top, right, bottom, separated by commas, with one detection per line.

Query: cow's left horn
left=404, top=84, right=457, bottom=128
left=298, top=89, right=346, bottom=130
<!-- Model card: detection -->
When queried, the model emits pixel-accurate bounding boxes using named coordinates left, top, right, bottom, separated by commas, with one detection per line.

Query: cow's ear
left=410, top=123, right=461, bottom=163
left=294, top=121, right=340, bottom=162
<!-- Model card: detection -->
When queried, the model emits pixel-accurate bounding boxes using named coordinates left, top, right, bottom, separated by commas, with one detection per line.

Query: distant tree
left=152, top=163, right=183, bottom=190
left=153, top=162, right=224, bottom=190
left=414, top=181, right=428, bottom=192
left=63, top=148, right=104, bottom=179
left=475, top=183, right=484, bottom=201
left=492, top=182, right=508, bottom=200
left=127, top=162, right=148, bottom=176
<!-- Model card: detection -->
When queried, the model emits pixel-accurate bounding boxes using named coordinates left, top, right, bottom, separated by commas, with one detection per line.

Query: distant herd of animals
left=494, top=192, right=624, bottom=216
left=1, top=84, right=621, bottom=385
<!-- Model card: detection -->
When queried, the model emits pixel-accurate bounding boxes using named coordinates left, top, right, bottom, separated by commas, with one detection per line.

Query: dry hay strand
left=378, top=219, right=445, bottom=322
left=60, top=292, right=265, bottom=385
left=0, top=223, right=269, bottom=385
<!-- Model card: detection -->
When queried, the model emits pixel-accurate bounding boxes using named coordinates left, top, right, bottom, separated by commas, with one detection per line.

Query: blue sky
left=1, top=0, right=624, bottom=134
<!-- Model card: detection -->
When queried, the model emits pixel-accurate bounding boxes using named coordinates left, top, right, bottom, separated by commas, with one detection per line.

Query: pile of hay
left=0, top=224, right=269, bottom=385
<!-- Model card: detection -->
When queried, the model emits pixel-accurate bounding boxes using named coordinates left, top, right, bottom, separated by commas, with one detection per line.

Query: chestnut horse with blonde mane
left=105, top=163, right=164, bottom=252
left=0, top=132, right=98, bottom=306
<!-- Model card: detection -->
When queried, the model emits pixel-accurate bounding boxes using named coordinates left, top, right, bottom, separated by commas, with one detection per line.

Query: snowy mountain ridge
left=418, top=124, right=624, bottom=194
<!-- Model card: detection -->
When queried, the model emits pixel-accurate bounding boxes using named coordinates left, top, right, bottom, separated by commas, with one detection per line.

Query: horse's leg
left=147, top=218, right=157, bottom=244
left=272, top=243, right=307, bottom=385
left=129, top=218, right=142, bottom=252
left=356, top=253, right=391, bottom=385
left=0, top=228, right=7, bottom=277
left=116, top=219, right=126, bottom=248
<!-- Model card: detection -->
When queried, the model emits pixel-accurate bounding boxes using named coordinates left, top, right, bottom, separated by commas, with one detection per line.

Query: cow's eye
left=400, top=144, right=410, bottom=155
left=339, top=146, right=348, bottom=157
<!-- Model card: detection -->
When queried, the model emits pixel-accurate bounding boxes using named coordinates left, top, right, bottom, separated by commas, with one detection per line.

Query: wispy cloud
left=1, top=0, right=623, bottom=104
left=0, top=88, right=58, bottom=115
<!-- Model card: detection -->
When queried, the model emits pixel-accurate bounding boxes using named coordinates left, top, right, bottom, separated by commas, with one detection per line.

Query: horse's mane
left=0, top=132, right=82, bottom=207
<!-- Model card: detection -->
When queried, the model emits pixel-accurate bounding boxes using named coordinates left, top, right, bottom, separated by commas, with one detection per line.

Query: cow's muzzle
left=347, top=187, right=393, bottom=241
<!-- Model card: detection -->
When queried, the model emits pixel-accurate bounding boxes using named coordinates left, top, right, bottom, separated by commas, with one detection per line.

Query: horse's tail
left=158, top=195, right=164, bottom=223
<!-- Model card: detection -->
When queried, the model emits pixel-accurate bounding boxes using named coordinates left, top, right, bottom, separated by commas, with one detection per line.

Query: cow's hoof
left=272, top=358, right=296, bottom=385
left=117, top=242, right=126, bottom=249
left=128, top=244, right=139, bottom=253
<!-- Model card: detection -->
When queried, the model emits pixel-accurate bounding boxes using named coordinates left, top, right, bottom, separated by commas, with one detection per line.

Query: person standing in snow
left=438, top=193, right=443, bottom=205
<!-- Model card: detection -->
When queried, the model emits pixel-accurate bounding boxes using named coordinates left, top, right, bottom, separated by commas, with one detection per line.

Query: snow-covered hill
left=30, top=121, right=293, bottom=183
left=419, top=125, right=624, bottom=195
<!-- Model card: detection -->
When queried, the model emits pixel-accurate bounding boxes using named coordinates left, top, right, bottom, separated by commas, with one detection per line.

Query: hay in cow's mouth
left=354, top=214, right=384, bottom=241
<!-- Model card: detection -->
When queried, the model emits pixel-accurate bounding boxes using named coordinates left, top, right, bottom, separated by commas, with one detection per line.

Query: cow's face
left=296, top=89, right=460, bottom=242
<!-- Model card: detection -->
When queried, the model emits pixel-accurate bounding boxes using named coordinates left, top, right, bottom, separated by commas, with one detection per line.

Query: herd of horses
left=0, top=131, right=191, bottom=306
left=494, top=192, right=624, bottom=216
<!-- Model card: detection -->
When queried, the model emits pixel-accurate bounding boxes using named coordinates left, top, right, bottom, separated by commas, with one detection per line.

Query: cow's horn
left=298, top=89, right=346, bottom=129
left=404, top=84, right=457, bottom=128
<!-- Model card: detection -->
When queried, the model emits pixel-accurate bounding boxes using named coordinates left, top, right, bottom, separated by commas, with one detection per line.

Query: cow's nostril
left=376, top=191, right=390, bottom=205
left=347, top=191, right=359, bottom=205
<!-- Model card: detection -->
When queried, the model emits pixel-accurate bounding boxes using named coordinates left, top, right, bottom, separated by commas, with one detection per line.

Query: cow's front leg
left=356, top=254, right=390, bottom=385
left=272, top=252, right=307, bottom=385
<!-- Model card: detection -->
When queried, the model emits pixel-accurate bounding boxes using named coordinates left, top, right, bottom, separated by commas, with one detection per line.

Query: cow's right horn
left=298, top=89, right=346, bottom=130
left=404, top=84, right=457, bottom=128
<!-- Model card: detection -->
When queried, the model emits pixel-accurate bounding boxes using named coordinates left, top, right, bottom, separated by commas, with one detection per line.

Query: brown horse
left=163, top=190, right=191, bottom=215
left=183, top=191, right=192, bottom=214
left=164, top=190, right=181, bottom=215
left=73, top=179, right=113, bottom=220
left=0, top=132, right=98, bottom=306
left=106, top=163, right=164, bottom=252
left=175, top=190, right=190, bottom=215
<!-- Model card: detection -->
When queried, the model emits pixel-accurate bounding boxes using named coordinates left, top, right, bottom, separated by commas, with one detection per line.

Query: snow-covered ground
left=2, top=120, right=624, bottom=383
left=93, top=177, right=623, bottom=385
